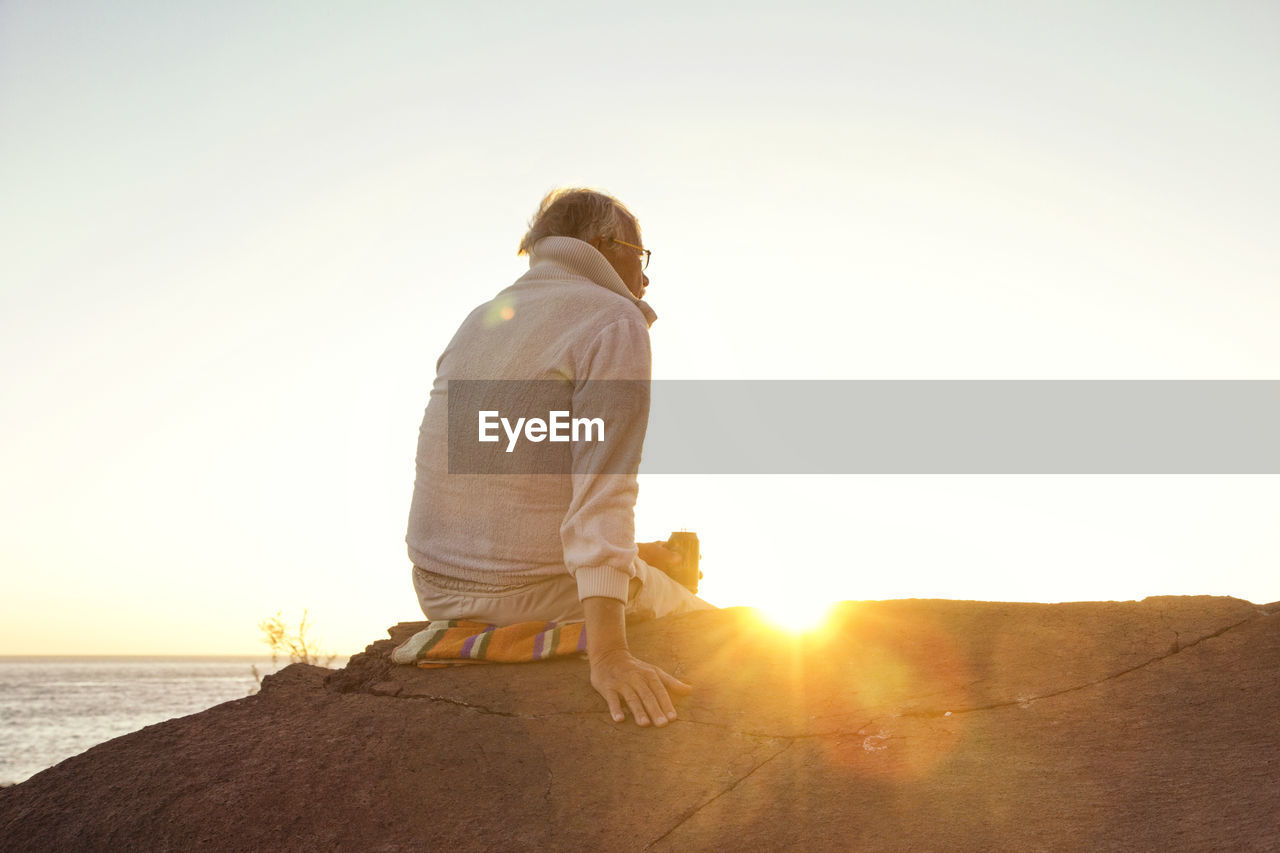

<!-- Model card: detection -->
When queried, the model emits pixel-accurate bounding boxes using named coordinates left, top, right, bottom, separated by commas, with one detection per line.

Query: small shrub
left=251, top=609, right=337, bottom=692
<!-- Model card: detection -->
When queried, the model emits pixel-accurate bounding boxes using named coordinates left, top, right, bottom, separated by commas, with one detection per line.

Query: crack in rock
left=904, top=612, right=1261, bottom=719
left=397, top=694, right=592, bottom=719
left=671, top=716, right=878, bottom=742
left=645, top=739, right=795, bottom=850
left=537, top=744, right=553, bottom=815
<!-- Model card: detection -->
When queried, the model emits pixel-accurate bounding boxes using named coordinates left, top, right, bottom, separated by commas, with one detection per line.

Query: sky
left=2, top=1, right=1277, bottom=654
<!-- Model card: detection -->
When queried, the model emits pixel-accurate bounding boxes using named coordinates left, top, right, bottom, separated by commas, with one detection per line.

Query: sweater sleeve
left=560, top=316, right=652, bottom=602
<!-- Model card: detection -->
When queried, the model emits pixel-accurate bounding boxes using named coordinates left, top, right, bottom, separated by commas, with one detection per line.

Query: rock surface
left=1, top=596, right=1278, bottom=851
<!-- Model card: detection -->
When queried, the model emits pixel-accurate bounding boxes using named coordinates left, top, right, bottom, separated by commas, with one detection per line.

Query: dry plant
left=251, top=609, right=337, bottom=692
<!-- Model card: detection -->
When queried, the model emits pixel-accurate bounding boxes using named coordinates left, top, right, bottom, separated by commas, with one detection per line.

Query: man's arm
left=583, top=596, right=691, bottom=727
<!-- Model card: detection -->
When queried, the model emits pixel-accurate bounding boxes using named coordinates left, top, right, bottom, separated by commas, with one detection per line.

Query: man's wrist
left=582, top=596, right=629, bottom=661
left=588, top=647, right=632, bottom=669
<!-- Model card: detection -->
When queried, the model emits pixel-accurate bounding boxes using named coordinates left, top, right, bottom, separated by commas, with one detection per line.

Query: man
left=406, top=188, right=712, bottom=727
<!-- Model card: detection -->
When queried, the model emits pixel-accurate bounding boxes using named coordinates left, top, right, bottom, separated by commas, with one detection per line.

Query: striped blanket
left=391, top=620, right=588, bottom=668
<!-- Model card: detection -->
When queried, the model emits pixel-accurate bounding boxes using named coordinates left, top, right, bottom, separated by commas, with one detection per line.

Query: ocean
left=0, top=656, right=343, bottom=785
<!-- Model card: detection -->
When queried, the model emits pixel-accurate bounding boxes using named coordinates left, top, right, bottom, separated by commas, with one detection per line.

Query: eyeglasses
left=611, top=238, right=651, bottom=271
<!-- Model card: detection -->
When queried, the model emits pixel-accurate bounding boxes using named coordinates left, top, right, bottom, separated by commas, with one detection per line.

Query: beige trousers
left=412, top=558, right=714, bottom=624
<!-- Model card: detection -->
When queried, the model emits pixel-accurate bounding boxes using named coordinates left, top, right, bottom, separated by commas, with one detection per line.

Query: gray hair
left=517, top=188, right=640, bottom=256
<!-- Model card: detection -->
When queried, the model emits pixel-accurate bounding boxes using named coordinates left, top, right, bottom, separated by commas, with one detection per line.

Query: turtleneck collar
left=524, top=236, right=657, bottom=327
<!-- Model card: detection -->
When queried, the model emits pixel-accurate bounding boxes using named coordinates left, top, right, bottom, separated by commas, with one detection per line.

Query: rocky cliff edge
left=2, top=596, right=1278, bottom=851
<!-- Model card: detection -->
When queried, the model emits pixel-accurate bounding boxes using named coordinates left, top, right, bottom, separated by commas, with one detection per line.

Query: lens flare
left=482, top=297, right=516, bottom=327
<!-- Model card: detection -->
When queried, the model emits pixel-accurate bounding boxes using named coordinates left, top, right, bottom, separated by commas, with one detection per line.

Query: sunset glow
left=2, top=3, right=1278, bottom=655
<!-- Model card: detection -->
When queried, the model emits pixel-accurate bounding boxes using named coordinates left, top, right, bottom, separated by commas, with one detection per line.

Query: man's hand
left=583, top=596, right=691, bottom=727
left=589, top=647, right=692, bottom=727
left=637, top=540, right=682, bottom=572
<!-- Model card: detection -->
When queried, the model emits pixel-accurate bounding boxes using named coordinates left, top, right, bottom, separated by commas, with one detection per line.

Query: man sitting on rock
left=405, top=188, right=713, bottom=727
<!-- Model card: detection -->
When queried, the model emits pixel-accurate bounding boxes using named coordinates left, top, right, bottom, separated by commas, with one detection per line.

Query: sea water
left=0, top=656, right=342, bottom=785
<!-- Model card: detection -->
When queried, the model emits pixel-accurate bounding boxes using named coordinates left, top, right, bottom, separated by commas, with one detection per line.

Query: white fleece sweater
left=405, top=237, right=657, bottom=603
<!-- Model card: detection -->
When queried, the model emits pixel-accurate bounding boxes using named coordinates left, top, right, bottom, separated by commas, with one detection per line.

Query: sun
left=754, top=595, right=837, bottom=634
